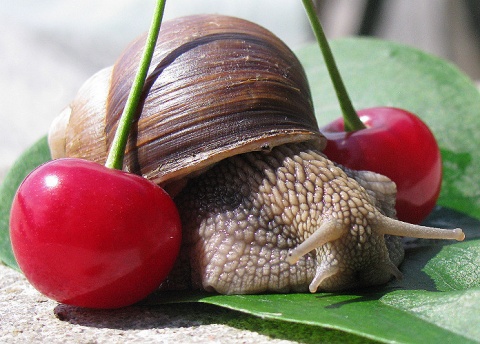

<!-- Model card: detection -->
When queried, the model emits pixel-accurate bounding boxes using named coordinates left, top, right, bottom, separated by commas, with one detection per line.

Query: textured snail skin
left=49, top=15, right=465, bottom=294
left=167, top=142, right=462, bottom=294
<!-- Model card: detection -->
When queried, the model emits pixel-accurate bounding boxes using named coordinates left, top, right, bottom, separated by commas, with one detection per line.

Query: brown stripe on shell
left=63, top=14, right=325, bottom=186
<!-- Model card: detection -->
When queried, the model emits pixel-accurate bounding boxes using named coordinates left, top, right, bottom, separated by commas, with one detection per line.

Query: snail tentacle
left=309, top=264, right=340, bottom=293
left=286, top=218, right=347, bottom=265
left=381, top=259, right=404, bottom=281
left=376, top=215, right=465, bottom=241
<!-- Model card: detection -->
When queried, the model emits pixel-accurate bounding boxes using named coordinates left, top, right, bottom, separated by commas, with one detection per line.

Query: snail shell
left=50, top=14, right=324, bottom=192
left=49, top=14, right=464, bottom=294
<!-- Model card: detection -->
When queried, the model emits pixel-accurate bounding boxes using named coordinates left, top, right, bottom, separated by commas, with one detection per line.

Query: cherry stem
left=105, top=0, right=167, bottom=170
left=301, top=0, right=366, bottom=132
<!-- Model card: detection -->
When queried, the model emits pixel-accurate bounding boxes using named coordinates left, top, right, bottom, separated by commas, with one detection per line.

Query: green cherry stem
left=105, top=0, right=167, bottom=170
left=301, top=0, right=366, bottom=132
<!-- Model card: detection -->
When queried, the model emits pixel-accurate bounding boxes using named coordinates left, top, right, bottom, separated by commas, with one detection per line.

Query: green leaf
left=200, top=291, right=475, bottom=343
left=423, top=240, right=480, bottom=291
left=0, top=136, right=51, bottom=270
left=381, top=288, right=480, bottom=342
left=297, top=38, right=480, bottom=220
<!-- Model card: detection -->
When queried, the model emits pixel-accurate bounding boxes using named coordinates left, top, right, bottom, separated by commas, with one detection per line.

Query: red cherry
left=10, top=158, right=181, bottom=309
left=321, top=107, right=442, bottom=224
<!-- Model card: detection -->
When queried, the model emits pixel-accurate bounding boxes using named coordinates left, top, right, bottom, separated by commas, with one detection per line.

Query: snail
left=48, top=14, right=464, bottom=294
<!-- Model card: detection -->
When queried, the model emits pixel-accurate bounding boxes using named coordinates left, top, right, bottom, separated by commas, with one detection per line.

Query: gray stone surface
left=0, top=264, right=299, bottom=344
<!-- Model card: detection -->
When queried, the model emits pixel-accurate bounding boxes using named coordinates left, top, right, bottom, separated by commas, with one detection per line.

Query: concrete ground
left=0, top=263, right=301, bottom=343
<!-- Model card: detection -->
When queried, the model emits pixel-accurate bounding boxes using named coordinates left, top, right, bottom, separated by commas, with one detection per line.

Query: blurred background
left=1, top=0, right=479, bottom=179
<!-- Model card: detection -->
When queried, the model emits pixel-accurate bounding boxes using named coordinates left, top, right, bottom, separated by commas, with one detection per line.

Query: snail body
left=49, top=14, right=464, bottom=294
